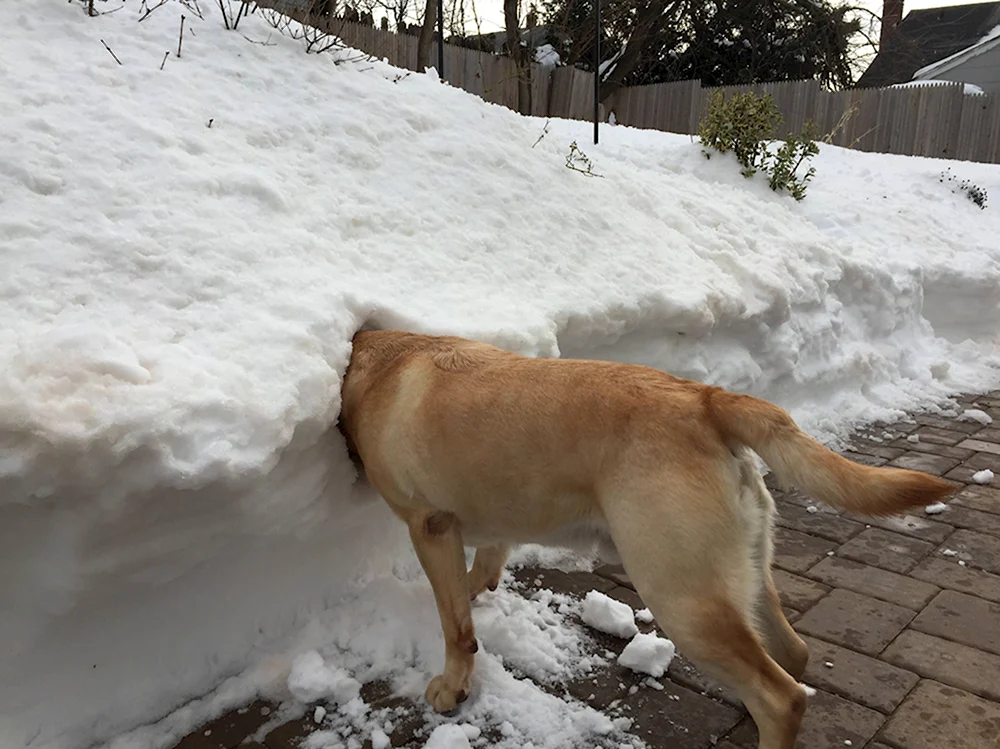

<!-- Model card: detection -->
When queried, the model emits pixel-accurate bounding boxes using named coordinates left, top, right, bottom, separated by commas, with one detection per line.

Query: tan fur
left=339, top=330, right=955, bottom=749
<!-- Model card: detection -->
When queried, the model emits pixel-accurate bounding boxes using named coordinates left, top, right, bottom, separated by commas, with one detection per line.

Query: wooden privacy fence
left=254, top=4, right=1000, bottom=164
left=598, top=75, right=1000, bottom=164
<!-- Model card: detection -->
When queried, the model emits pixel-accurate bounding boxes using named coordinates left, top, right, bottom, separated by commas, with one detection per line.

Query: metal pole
left=437, top=0, right=445, bottom=81
left=593, top=0, right=600, bottom=144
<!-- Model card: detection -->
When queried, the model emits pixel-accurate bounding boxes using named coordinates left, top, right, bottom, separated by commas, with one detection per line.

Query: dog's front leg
left=408, top=510, right=478, bottom=713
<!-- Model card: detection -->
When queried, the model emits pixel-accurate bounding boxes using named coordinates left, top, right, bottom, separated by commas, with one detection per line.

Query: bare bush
left=256, top=2, right=377, bottom=60
left=216, top=0, right=250, bottom=30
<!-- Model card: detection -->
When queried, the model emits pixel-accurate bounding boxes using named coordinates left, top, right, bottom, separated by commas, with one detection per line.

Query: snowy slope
left=1, top=3, right=999, bottom=749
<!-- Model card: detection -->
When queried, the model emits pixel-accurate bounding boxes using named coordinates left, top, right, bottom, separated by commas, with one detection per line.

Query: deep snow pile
left=1, top=2, right=999, bottom=749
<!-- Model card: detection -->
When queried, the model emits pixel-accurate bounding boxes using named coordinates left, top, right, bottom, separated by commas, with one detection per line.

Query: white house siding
left=924, top=43, right=1000, bottom=95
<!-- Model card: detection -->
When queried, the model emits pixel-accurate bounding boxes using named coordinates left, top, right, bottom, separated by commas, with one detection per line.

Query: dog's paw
left=425, top=674, right=470, bottom=713
left=467, top=573, right=501, bottom=601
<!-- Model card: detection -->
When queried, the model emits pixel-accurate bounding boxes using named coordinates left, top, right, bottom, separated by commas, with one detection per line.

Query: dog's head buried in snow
left=339, top=329, right=953, bottom=748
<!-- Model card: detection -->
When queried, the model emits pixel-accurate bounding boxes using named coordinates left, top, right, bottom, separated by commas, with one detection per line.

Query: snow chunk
left=287, top=651, right=362, bottom=705
left=635, top=608, right=655, bottom=624
left=581, top=591, right=638, bottom=639
left=973, top=469, right=995, bottom=484
left=617, top=632, right=676, bottom=677
left=907, top=434, right=920, bottom=443
left=960, top=409, right=994, bottom=425
left=459, top=724, right=481, bottom=741
left=371, top=728, right=391, bottom=749
left=924, top=502, right=948, bottom=515
left=424, top=724, right=472, bottom=749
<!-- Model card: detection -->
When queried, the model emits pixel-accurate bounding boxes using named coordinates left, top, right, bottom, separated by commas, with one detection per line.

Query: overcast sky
left=461, top=1, right=978, bottom=36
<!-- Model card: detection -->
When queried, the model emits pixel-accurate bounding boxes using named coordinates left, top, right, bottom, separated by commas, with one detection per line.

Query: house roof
left=913, top=22, right=1000, bottom=78
left=857, top=2, right=1000, bottom=88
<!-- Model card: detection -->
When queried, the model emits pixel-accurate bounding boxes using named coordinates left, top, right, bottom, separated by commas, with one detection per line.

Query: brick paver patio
left=171, top=391, right=1000, bottom=749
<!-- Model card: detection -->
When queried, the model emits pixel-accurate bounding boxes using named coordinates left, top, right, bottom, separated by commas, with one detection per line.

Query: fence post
left=594, top=0, right=600, bottom=144
left=436, top=0, right=444, bottom=80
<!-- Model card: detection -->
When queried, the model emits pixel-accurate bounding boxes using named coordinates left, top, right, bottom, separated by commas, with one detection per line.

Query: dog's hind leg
left=603, top=474, right=807, bottom=749
left=406, top=509, right=478, bottom=713
left=749, top=476, right=809, bottom=680
left=757, top=571, right=809, bottom=681
left=468, top=544, right=511, bottom=600
left=665, top=594, right=807, bottom=749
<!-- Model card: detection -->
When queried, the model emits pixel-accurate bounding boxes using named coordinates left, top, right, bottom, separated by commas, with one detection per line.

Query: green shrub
left=768, top=122, right=820, bottom=201
left=698, top=89, right=820, bottom=201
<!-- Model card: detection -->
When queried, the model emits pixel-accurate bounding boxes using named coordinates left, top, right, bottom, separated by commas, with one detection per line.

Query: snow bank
left=2, top=2, right=1000, bottom=749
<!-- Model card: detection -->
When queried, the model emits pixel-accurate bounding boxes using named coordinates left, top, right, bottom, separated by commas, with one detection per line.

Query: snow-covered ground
left=2, top=3, right=999, bottom=749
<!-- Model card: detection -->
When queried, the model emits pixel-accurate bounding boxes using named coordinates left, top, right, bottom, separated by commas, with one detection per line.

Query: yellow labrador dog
left=339, top=329, right=953, bottom=749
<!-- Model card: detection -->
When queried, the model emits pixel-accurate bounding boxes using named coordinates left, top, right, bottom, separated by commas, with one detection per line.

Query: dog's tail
left=705, top=388, right=955, bottom=516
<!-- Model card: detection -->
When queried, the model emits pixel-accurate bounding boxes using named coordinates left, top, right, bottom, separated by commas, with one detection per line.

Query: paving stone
left=912, top=414, right=983, bottom=434
left=726, top=688, right=885, bottom=749
left=957, top=438, right=1000, bottom=456
left=945, top=451, right=1000, bottom=484
left=806, top=556, right=939, bottom=610
left=910, top=590, right=1000, bottom=657
left=945, top=465, right=984, bottom=483
left=666, top=652, right=742, bottom=708
left=764, top=472, right=783, bottom=492
left=888, top=437, right=975, bottom=460
left=951, top=484, right=1000, bottom=515
left=848, top=440, right=907, bottom=461
left=835, top=527, right=935, bottom=574
left=940, top=529, right=1000, bottom=575
left=910, top=556, right=1000, bottom=604
left=799, top=635, right=918, bottom=713
left=794, top=589, right=914, bottom=656
left=887, top=451, right=962, bottom=476
left=776, top=490, right=841, bottom=515
left=961, top=450, right=1000, bottom=472
left=348, top=685, right=430, bottom=748
left=842, top=451, right=889, bottom=467
left=881, top=629, right=1000, bottom=703
left=594, top=563, right=633, bottom=590
left=615, top=679, right=745, bottom=749
left=877, top=680, right=1000, bottom=749
left=263, top=716, right=316, bottom=749
left=171, top=701, right=276, bottom=749
left=511, top=566, right=616, bottom=597
left=774, top=503, right=866, bottom=543
left=938, top=505, right=1000, bottom=539
left=972, top=427, right=1000, bottom=444
left=564, top=660, right=645, bottom=709
left=839, top=512, right=954, bottom=544
left=773, top=569, right=830, bottom=612
left=773, top=527, right=839, bottom=573
left=568, top=661, right=744, bottom=748
left=909, top=425, right=974, bottom=445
